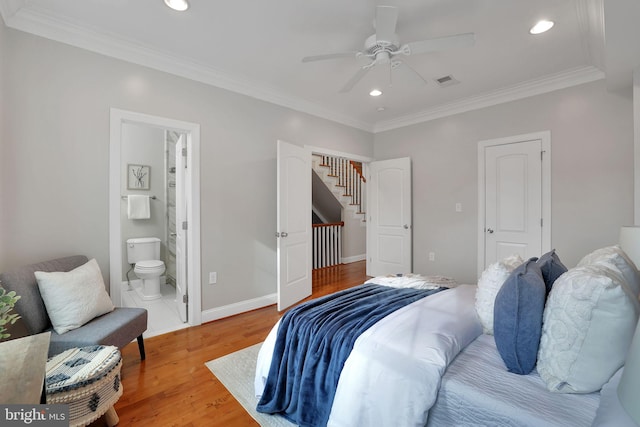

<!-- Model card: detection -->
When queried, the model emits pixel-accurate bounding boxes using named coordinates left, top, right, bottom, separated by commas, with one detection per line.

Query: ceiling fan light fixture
left=529, top=20, right=554, bottom=35
left=164, top=0, right=189, bottom=12
left=369, top=89, right=383, bottom=97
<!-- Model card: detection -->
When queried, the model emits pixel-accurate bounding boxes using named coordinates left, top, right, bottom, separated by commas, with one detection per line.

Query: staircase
left=312, top=154, right=366, bottom=222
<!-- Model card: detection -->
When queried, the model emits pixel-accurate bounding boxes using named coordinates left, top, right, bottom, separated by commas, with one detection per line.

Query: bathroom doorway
left=109, top=108, right=202, bottom=335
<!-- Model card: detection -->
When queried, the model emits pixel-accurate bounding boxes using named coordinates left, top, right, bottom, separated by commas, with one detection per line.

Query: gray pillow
left=537, top=249, right=567, bottom=293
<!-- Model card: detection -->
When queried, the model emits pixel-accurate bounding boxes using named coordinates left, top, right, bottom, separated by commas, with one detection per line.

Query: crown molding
left=373, top=66, right=605, bottom=133
left=575, top=0, right=605, bottom=72
left=2, top=5, right=374, bottom=133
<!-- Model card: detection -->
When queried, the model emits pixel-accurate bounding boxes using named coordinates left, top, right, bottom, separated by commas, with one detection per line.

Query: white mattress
left=428, top=334, right=601, bottom=427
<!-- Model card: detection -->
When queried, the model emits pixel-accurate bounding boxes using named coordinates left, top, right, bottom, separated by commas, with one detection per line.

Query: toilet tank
left=126, top=237, right=161, bottom=263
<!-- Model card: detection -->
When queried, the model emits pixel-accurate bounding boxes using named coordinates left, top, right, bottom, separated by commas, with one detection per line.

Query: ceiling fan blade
left=403, top=32, right=475, bottom=55
left=393, top=60, right=428, bottom=86
left=375, top=5, right=398, bottom=42
left=302, top=52, right=360, bottom=63
left=339, top=66, right=371, bottom=93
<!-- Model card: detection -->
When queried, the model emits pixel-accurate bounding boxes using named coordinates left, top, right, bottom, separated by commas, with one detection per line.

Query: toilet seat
left=135, top=260, right=165, bottom=269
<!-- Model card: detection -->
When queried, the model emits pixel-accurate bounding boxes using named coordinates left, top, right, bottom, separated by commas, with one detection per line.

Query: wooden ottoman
left=46, top=345, right=123, bottom=427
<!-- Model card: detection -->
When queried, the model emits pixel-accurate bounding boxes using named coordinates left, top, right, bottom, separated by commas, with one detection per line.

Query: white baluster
left=337, top=225, right=342, bottom=265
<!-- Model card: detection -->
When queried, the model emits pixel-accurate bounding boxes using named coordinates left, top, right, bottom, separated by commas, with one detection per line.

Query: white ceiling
left=0, top=0, right=633, bottom=133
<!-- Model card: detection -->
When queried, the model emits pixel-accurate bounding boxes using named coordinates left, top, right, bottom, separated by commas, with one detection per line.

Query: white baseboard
left=341, top=254, right=366, bottom=264
left=201, top=293, right=277, bottom=323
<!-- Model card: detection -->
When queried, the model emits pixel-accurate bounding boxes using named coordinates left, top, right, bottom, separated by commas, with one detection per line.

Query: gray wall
left=0, top=24, right=373, bottom=311
left=312, top=171, right=341, bottom=223
left=635, top=69, right=640, bottom=224
left=342, top=211, right=366, bottom=260
left=374, top=80, right=634, bottom=284
left=0, top=22, right=6, bottom=268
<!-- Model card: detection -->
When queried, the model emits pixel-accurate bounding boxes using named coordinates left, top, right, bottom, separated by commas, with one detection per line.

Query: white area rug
left=205, top=343, right=295, bottom=427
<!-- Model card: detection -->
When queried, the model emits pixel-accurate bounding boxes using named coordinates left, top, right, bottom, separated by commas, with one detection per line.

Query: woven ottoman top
left=46, top=345, right=122, bottom=395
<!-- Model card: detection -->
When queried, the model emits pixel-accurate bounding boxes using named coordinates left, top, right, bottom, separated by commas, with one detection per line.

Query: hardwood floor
left=107, top=261, right=368, bottom=426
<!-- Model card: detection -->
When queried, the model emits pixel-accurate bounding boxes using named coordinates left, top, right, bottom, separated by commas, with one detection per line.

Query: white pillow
left=578, top=245, right=640, bottom=299
left=35, top=258, right=115, bottom=335
left=537, top=264, right=639, bottom=393
left=475, top=254, right=524, bottom=335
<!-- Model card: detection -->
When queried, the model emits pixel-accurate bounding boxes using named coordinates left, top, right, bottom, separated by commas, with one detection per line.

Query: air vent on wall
left=434, top=75, right=459, bottom=88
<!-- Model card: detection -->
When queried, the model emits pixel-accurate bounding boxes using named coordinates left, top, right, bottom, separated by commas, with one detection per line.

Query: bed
left=427, top=334, right=600, bottom=427
left=254, top=246, right=640, bottom=427
left=255, top=283, right=481, bottom=427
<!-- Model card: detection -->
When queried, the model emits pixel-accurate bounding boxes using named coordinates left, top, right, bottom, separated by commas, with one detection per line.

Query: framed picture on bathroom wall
left=127, top=164, right=150, bottom=190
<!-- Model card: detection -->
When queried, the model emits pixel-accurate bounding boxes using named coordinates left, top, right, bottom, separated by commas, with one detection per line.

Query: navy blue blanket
left=256, top=284, right=444, bottom=426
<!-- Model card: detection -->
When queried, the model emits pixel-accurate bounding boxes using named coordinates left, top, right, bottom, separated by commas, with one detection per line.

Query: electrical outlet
left=455, top=203, right=462, bottom=212
left=209, top=272, right=217, bottom=284
left=429, top=252, right=435, bottom=262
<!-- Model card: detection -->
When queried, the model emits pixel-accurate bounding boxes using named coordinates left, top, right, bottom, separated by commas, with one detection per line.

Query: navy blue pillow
left=493, top=258, right=546, bottom=375
left=536, top=249, right=567, bottom=293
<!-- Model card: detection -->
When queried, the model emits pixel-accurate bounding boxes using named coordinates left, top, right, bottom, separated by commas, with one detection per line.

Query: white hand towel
left=127, top=195, right=151, bottom=219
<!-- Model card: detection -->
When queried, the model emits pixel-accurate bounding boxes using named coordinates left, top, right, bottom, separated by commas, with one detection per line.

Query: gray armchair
left=0, top=255, right=147, bottom=359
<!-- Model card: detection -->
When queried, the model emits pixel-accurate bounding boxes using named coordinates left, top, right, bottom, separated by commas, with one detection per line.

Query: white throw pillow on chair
left=35, top=258, right=115, bottom=334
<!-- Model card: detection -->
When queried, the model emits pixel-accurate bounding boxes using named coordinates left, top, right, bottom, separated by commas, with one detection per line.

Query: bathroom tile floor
left=122, top=281, right=189, bottom=338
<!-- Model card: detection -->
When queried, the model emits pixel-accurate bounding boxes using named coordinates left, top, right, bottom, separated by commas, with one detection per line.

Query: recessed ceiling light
left=377, top=107, right=386, bottom=112
left=369, top=89, right=383, bottom=97
left=164, top=0, right=189, bottom=11
left=530, top=20, right=554, bottom=35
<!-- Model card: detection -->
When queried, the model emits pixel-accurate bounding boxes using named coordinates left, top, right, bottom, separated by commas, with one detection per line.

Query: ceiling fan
left=302, top=5, right=475, bottom=93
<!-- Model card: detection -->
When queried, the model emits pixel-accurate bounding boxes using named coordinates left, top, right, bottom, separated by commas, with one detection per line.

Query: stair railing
left=312, top=222, right=344, bottom=269
left=318, top=155, right=366, bottom=215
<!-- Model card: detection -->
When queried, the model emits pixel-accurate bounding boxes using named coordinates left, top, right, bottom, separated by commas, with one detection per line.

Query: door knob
left=281, top=232, right=288, bottom=238
left=487, top=228, right=494, bottom=234
left=403, top=224, right=410, bottom=229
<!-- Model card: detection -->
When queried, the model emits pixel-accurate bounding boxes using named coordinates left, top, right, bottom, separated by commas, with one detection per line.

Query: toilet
left=126, top=237, right=165, bottom=301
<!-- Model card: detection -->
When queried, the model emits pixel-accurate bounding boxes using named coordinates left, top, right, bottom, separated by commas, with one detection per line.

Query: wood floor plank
left=96, top=261, right=367, bottom=427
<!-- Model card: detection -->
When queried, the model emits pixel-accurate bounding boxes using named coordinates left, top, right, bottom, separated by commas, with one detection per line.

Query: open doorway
left=109, top=108, right=202, bottom=336
left=276, top=142, right=413, bottom=310
left=311, top=154, right=367, bottom=269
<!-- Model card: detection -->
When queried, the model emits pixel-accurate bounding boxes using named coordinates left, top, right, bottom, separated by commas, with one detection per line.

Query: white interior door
left=367, top=157, right=412, bottom=277
left=175, top=134, right=188, bottom=322
left=277, top=140, right=312, bottom=311
left=483, top=140, right=543, bottom=268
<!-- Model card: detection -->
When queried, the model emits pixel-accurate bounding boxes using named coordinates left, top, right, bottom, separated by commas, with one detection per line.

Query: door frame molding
left=109, top=108, right=202, bottom=326
left=477, top=131, right=552, bottom=276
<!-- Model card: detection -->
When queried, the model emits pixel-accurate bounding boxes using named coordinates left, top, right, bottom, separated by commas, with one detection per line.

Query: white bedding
left=255, top=284, right=482, bottom=427
left=427, top=334, right=601, bottom=427
left=364, top=274, right=458, bottom=289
